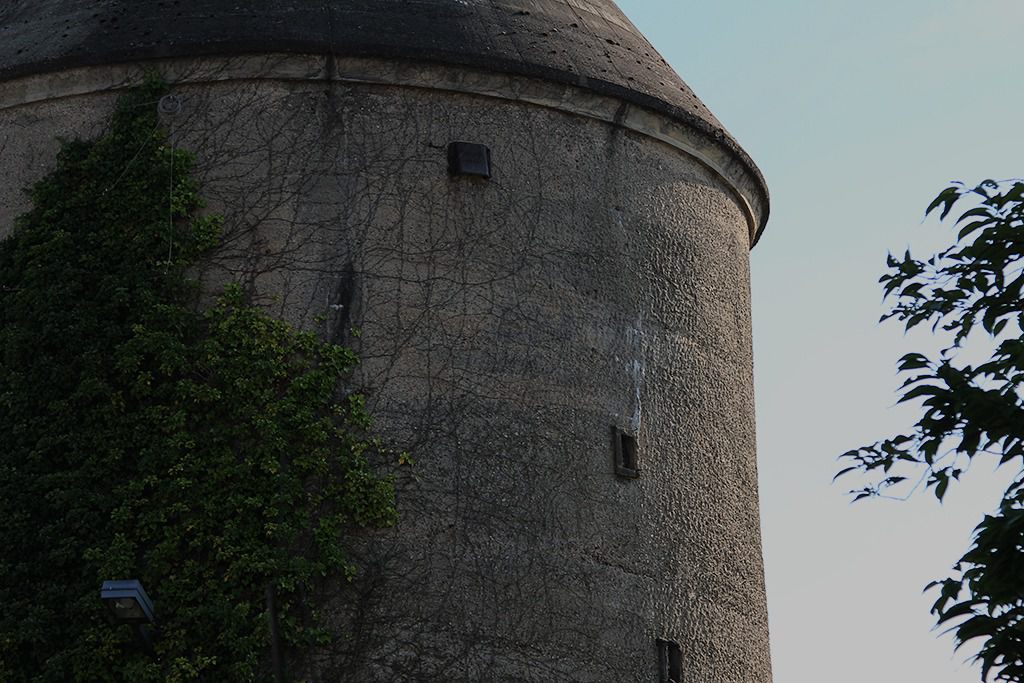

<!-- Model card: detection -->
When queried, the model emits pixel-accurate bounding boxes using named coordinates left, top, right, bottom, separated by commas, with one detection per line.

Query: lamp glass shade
left=110, top=597, right=147, bottom=621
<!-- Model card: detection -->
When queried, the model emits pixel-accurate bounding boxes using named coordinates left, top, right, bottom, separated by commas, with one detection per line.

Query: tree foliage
left=839, top=179, right=1024, bottom=681
left=0, top=77, right=397, bottom=680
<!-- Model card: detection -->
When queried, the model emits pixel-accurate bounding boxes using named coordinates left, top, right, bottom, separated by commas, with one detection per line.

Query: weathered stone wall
left=0, top=58, right=771, bottom=681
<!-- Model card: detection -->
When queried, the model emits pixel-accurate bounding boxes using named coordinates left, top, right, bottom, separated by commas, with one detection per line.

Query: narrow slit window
left=657, top=639, right=682, bottom=683
left=613, top=426, right=639, bottom=479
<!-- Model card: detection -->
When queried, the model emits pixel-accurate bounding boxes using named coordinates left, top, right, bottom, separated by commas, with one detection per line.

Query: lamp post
left=100, top=579, right=157, bottom=655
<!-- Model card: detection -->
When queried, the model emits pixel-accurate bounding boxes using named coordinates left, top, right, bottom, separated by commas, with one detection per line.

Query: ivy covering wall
left=0, top=77, right=397, bottom=681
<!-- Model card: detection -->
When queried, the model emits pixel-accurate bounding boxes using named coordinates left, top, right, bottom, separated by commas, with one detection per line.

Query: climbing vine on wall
left=0, top=76, right=397, bottom=681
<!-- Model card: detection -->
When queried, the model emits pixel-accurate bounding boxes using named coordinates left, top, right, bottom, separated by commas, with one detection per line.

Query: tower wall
left=0, top=55, right=771, bottom=681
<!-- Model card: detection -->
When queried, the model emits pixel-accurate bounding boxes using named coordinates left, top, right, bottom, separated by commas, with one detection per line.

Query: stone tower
left=0, top=2, right=771, bottom=681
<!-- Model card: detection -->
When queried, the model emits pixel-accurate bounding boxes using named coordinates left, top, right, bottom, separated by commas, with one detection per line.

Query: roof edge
left=0, top=43, right=769, bottom=244
left=0, top=40, right=770, bottom=242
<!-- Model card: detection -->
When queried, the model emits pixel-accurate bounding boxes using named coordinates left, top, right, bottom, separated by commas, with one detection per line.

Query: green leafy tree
left=0, top=78, right=397, bottom=680
left=839, top=179, right=1024, bottom=681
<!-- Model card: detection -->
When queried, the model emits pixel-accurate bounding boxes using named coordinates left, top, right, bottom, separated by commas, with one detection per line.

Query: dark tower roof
left=0, top=0, right=767, bottom=234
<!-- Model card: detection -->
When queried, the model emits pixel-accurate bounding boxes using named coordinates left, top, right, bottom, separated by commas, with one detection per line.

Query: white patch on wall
left=626, top=316, right=646, bottom=433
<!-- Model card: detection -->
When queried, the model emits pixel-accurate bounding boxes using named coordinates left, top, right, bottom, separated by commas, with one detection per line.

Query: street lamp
left=100, top=579, right=156, bottom=653
left=100, top=580, right=155, bottom=623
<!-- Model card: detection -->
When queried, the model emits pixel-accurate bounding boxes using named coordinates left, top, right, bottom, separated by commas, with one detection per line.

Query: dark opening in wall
left=656, top=638, right=682, bottom=683
left=447, top=141, right=492, bottom=178
left=612, top=425, right=639, bottom=479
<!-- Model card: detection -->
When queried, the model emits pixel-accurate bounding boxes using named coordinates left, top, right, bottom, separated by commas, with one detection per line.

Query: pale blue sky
left=615, top=2, right=1024, bottom=681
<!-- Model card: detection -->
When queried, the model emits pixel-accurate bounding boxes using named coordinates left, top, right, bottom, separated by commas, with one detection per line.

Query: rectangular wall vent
left=447, top=141, right=492, bottom=178
left=612, top=425, right=639, bottom=479
left=656, top=638, right=682, bottom=683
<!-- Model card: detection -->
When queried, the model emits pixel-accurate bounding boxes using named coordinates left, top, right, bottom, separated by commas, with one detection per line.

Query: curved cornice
left=0, top=1, right=769, bottom=241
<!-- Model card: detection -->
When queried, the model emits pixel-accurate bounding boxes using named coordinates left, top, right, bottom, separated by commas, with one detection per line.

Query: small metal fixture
left=612, top=425, right=639, bottom=479
left=157, top=94, right=182, bottom=116
left=656, top=638, right=683, bottom=683
left=447, top=141, right=492, bottom=178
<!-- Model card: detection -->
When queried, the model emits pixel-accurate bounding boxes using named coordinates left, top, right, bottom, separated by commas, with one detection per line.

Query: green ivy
left=0, top=76, right=397, bottom=681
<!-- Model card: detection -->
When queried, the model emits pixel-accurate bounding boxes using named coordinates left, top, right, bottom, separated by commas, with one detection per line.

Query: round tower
left=0, top=2, right=771, bottom=680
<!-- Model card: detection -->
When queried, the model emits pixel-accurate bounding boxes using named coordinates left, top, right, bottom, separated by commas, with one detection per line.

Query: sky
left=615, top=2, right=1024, bottom=681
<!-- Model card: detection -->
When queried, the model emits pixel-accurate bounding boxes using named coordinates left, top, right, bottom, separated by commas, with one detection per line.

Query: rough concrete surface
left=0, top=5, right=772, bottom=680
